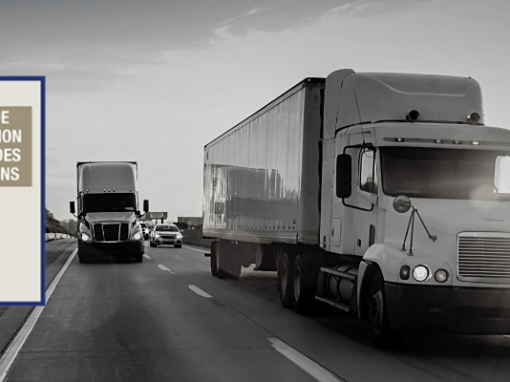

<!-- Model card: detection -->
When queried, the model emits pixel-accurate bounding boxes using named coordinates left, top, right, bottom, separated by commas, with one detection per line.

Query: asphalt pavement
left=2, top=241, right=510, bottom=382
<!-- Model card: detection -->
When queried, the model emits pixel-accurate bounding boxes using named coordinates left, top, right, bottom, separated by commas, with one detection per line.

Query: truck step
left=320, top=267, right=356, bottom=281
left=315, top=296, right=351, bottom=313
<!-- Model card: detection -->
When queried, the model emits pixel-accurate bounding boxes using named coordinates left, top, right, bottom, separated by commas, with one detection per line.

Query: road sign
left=0, top=77, right=45, bottom=305
left=147, top=212, right=167, bottom=220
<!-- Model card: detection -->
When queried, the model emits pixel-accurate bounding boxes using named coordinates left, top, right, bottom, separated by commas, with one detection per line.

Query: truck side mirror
left=143, top=199, right=149, bottom=213
left=336, top=154, right=352, bottom=198
left=70, top=201, right=75, bottom=214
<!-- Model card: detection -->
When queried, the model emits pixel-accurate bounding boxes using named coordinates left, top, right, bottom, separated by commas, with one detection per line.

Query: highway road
left=1, top=241, right=510, bottom=381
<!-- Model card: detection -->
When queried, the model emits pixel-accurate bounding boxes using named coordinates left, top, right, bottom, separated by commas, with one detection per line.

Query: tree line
left=45, top=208, right=77, bottom=237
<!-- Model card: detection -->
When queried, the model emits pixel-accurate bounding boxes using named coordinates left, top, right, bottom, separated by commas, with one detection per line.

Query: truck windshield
left=83, top=193, right=136, bottom=213
left=380, top=147, right=510, bottom=200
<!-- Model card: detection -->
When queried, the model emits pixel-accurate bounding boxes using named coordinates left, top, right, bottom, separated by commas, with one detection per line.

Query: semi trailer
left=70, top=161, right=149, bottom=263
left=203, top=69, right=510, bottom=347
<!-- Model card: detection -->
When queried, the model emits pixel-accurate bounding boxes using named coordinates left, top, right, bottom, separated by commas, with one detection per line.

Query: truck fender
left=362, top=243, right=409, bottom=282
left=356, top=244, right=408, bottom=320
left=357, top=260, right=376, bottom=320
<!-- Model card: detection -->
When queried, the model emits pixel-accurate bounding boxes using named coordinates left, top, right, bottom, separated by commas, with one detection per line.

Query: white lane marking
left=268, top=338, right=344, bottom=382
left=0, top=248, right=78, bottom=382
left=143, top=254, right=151, bottom=259
left=182, top=245, right=208, bottom=253
left=158, top=264, right=176, bottom=274
left=188, top=284, right=213, bottom=298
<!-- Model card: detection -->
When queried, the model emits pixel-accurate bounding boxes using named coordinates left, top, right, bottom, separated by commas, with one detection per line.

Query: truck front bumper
left=78, top=240, right=144, bottom=258
left=385, top=282, right=510, bottom=334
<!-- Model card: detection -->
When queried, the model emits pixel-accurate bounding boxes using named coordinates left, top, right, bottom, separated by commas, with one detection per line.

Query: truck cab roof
left=78, top=162, right=138, bottom=194
left=325, top=71, right=484, bottom=139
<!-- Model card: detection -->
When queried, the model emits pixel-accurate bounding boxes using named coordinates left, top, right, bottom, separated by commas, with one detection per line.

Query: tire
left=134, top=254, right=143, bottom=263
left=174, top=244, right=182, bottom=248
left=292, top=254, right=316, bottom=314
left=278, top=252, right=294, bottom=308
left=367, top=272, right=403, bottom=348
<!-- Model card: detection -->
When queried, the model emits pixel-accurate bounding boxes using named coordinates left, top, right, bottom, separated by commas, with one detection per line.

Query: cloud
left=212, top=6, right=266, bottom=39
left=246, top=7, right=263, bottom=16
left=318, top=0, right=464, bottom=21
left=326, top=3, right=373, bottom=17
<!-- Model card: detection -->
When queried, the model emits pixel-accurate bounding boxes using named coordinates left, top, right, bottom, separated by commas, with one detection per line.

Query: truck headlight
left=131, top=232, right=143, bottom=241
left=81, top=232, right=92, bottom=242
left=412, top=265, right=429, bottom=282
left=434, top=269, right=449, bottom=283
left=399, top=265, right=410, bottom=280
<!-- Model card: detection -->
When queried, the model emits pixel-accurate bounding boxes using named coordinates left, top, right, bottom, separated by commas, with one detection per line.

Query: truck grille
left=458, top=233, right=510, bottom=280
left=93, top=223, right=129, bottom=242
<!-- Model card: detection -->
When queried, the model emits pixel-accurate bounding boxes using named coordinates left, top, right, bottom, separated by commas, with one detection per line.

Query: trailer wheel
left=278, top=252, right=294, bottom=308
left=292, top=254, right=315, bottom=314
left=367, top=272, right=402, bottom=348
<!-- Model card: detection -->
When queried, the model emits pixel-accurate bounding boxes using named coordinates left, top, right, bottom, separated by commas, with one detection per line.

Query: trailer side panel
left=203, top=80, right=324, bottom=244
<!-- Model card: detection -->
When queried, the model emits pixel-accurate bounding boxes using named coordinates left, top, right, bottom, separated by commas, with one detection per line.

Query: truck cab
left=318, top=71, right=510, bottom=345
left=70, top=161, right=149, bottom=263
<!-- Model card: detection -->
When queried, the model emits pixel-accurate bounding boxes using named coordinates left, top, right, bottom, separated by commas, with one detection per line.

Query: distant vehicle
left=69, top=161, right=149, bottom=263
left=140, top=223, right=149, bottom=240
left=149, top=224, right=183, bottom=248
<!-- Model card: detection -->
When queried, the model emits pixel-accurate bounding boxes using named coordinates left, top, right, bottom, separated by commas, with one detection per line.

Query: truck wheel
left=210, top=242, right=219, bottom=277
left=292, top=254, right=315, bottom=314
left=134, top=254, right=143, bottom=263
left=278, top=252, right=294, bottom=308
left=367, top=272, right=403, bottom=348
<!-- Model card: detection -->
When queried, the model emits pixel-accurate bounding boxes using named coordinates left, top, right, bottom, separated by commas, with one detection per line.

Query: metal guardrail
left=45, top=233, right=74, bottom=242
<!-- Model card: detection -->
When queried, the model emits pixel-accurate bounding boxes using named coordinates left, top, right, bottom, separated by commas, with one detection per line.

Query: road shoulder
left=0, top=240, right=76, bottom=354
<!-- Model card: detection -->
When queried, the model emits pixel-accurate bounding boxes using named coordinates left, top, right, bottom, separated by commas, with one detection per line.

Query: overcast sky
left=1, top=0, right=509, bottom=221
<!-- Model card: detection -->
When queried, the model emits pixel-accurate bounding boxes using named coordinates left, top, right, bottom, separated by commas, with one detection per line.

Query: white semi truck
left=203, top=70, right=510, bottom=347
left=70, top=161, right=149, bottom=263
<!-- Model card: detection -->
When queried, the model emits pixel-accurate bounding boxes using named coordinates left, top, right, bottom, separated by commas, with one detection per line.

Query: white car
left=149, top=224, right=183, bottom=248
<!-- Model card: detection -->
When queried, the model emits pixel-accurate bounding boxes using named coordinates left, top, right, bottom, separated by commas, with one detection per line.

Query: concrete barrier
left=45, top=233, right=74, bottom=242
left=181, top=229, right=213, bottom=248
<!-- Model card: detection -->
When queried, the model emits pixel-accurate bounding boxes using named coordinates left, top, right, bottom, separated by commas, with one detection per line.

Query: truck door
left=330, top=145, right=358, bottom=255
left=353, top=148, right=379, bottom=256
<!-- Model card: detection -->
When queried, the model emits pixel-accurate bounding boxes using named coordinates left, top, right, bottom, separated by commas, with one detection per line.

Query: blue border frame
left=0, top=76, right=45, bottom=306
